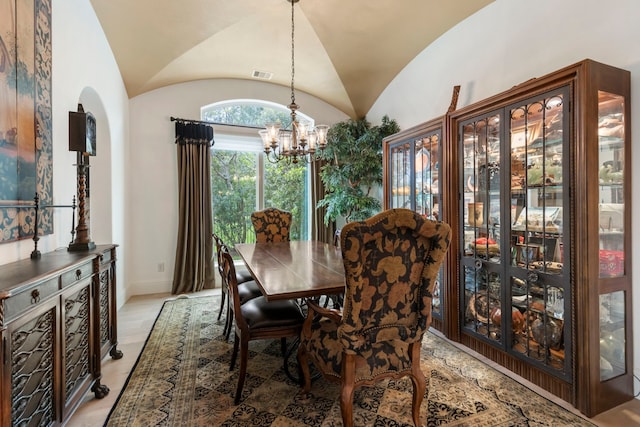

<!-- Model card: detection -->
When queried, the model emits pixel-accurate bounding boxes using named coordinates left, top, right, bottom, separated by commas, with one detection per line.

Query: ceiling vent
left=252, top=70, right=273, bottom=80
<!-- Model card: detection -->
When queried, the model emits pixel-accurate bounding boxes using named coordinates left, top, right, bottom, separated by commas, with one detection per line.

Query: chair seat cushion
left=237, top=280, right=263, bottom=304
left=241, top=296, right=304, bottom=329
left=236, top=268, right=254, bottom=284
left=301, top=316, right=415, bottom=382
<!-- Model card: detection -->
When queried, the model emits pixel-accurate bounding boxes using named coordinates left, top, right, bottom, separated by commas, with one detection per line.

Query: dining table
left=234, top=240, right=345, bottom=302
left=234, top=240, right=345, bottom=383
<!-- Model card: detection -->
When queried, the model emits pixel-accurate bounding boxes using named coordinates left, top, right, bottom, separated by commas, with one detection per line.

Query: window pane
left=211, top=150, right=258, bottom=245
left=264, top=160, right=309, bottom=241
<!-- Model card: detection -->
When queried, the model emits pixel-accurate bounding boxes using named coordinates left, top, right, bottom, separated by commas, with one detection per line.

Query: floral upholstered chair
left=250, top=207, right=292, bottom=243
left=297, top=208, right=451, bottom=427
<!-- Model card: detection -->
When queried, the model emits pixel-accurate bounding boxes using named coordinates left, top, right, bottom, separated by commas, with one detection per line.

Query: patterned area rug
left=105, top=295, right=594, bottom=426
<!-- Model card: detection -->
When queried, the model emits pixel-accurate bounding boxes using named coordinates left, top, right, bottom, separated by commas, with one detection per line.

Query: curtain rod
left=170, top=116, right=263, bottom=130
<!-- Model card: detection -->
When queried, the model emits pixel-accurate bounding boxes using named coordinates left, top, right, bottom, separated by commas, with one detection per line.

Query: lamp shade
left=69, top=104, right=96, bottom=156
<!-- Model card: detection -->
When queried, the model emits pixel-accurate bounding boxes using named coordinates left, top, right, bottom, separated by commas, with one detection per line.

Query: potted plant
left=316, top=115, right=399, bottom=224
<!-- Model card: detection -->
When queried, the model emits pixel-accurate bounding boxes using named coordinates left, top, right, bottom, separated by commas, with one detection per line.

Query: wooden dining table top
left=235, top=240, right=345, bottom=301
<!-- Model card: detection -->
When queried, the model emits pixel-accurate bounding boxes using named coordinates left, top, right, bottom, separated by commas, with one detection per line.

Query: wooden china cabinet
left=383, top=59, right=633, bottom=417
left=382, top=116, right=450, bottom=334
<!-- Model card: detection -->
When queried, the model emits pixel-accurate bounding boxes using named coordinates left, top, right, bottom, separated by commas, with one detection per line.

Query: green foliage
left=316, top=115, right=399, bottom=224
left=264, top=161, right=307, bottom=240
left=211, top=151, right=256, bottom=245
left=203, top=105, right=290, bottom=128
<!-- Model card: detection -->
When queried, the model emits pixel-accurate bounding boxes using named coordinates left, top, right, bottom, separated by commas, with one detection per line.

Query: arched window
left=203, top=100, right=312, bottom=244
left=203, top=99, right=314, bottom=129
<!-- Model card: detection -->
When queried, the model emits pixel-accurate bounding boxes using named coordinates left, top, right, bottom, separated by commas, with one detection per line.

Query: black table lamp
left=68, top=104, right=96, bottom=251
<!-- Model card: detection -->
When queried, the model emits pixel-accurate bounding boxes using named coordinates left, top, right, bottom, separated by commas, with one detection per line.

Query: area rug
left=104, top=295, right=594, bottom=426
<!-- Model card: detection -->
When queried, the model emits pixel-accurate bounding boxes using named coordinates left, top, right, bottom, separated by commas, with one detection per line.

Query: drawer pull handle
left=31, top=289, right=40, bottom=304
left=99, top=255, right=104, bottom=262
left=76, top=269, right=82, bottom=279
left=474, top=259, right=483, bottom=270
left=527, top=271, right=539, bottom=283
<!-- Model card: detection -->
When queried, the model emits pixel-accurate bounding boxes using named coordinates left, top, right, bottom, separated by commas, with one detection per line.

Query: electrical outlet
left=158, top=262, right=165, bottom=273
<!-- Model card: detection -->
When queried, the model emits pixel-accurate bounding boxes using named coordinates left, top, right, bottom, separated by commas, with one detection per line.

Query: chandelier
left=259, top=0, right=329, bottom=164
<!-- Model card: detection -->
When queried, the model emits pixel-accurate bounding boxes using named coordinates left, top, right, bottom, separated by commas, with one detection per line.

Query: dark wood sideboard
left=0, top=245, right=121, bottom=426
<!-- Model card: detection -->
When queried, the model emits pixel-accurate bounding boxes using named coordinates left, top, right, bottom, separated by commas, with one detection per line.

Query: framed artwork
left=0, top=0, right=52, bottom=243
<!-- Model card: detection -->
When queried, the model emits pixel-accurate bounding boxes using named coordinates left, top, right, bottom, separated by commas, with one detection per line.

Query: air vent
left=252, top=70, right=273, bottom=80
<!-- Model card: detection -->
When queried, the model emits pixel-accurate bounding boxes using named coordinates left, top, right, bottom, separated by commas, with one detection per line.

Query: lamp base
left=68, top=241, right=96, bottom=252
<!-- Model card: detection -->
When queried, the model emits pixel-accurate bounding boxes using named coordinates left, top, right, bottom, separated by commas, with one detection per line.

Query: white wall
left=0, top=0, right=129, bottom=307
left=368, top=0, right=640, bottom=396
left=127, top=79, right=347, bottom=296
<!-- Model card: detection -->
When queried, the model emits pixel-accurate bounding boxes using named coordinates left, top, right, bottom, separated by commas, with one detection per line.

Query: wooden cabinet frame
left=0, top=245, right=120, bottom=426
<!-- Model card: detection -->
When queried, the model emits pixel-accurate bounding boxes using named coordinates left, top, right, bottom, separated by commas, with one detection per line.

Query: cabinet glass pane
left=463, top=265, right=502, bottom=343
left=598, top=91, right=625, bottom=278
left=390, top=143, right=411, bottom=209
left=510, top=95, right=564, bottom=273
left=600, top=291, right=626, bottom=381
left=462, top=115, right=501, bottom=262
left=415, top=133, right=440, bottom=220
left=511, top=275, right=565, bottom=371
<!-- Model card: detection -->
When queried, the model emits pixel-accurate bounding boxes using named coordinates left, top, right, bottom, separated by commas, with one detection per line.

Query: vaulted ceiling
left=90, top=0, right=494, bottom=118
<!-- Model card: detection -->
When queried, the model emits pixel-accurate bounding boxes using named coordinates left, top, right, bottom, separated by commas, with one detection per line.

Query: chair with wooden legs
left=297, top=208, right=451, bottom=427
left=213, top=233, right=261, bottom=339
left=219, top=244, right=305, bottom=404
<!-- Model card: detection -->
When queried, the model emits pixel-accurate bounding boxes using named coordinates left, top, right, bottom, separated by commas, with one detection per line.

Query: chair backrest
left=218, top=243, right=249, bottom=330
left=333, top=228, right=341, bottom=247
left=250, top=208, right=292, bottom=243
left=213, top=233, right=225, bottom=276
left=338, top=208, right=451, bottom=353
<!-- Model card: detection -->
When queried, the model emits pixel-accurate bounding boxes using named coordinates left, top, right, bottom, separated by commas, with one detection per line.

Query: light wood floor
left=66, top=289, right=640, bottom=427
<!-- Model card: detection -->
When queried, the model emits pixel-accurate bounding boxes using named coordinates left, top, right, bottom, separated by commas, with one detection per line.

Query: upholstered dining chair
left=213, top=233, right=262, bottom=339
left=219, top=244, right=305, bottom=405
left=250, top=207, right=292, bottom=243
left=333, top=228, right=341, bottom=247
left=297, top=208, right=451, bottom=427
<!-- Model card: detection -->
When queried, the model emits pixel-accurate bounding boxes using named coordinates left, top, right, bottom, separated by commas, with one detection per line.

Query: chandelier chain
left=290, top=0, right=295, bottom=106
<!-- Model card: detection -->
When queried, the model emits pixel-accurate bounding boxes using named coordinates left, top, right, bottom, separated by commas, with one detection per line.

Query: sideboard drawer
left=61, top=261, right=93, bottom=287
left=3, top=276, right=59, bottom=322
left=98, top=249, right=113, bottom=266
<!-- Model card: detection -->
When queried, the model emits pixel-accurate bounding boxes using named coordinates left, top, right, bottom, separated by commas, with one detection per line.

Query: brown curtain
left=172, top=122, right=215, bottom=294
left=311, top=158, right=335, bottom=243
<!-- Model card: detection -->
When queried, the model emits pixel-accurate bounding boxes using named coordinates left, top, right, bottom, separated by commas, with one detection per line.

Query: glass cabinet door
left=459, top=88, right=572, bottom=380
left=389, top=142, right=412, bottom=210
left=413, top=131, right=443, bottom=317
left=417, top=132, right=442, bottom=315
left=597, top=91, right=627, bottom=381
left=508, top=88, right=570, bottom=379
left=460, top=113, right=502, bottom=343
left=386, top=127, right=443, bottom=319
